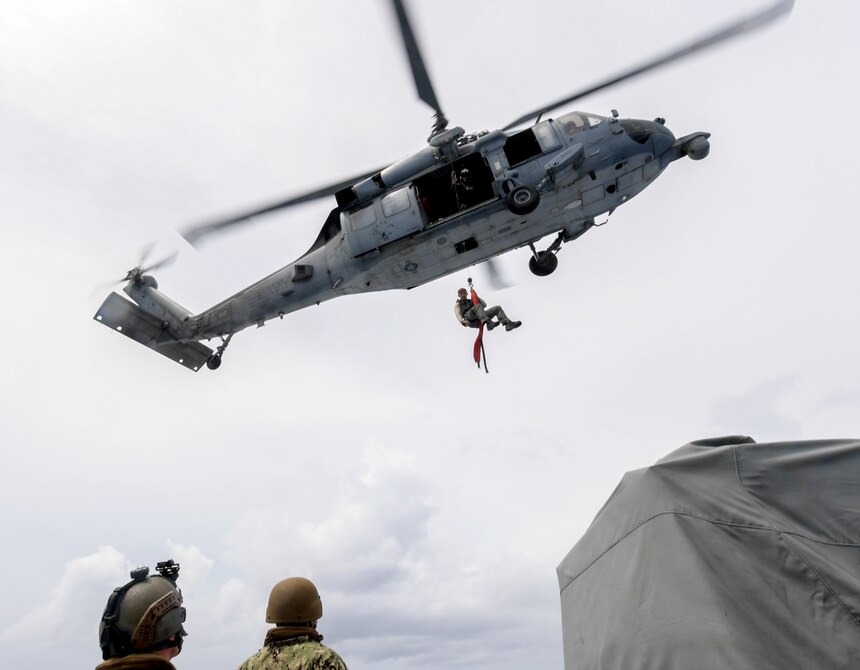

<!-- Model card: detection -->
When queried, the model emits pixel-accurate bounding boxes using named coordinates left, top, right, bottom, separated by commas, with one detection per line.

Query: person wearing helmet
left=237, top=577, right=347, bottom=670
left=96, top=561, right=187, bottom=670
left=454, top=287, right=521, bottom=332
left=452, top=167, right=475, bottom=210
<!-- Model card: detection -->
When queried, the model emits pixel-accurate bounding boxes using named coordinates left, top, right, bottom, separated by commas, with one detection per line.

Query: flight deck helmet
left=265, top=577, right=323, bottom=625
left=98, top=561, right=187, bottom=660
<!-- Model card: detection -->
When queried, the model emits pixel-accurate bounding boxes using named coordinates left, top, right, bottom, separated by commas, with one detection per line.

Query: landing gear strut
left=206, top=333, right=233, bottom=371
left=528, top=232, right=564, bottom=277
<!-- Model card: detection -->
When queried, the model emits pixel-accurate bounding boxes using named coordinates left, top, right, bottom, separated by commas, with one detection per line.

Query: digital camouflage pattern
left=95, top=653, right=176, bottom=670
left=238, top=635, right=347, bottom=670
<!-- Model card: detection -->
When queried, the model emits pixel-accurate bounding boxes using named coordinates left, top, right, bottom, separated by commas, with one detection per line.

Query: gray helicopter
left=94, top=0, right=793, bottom=372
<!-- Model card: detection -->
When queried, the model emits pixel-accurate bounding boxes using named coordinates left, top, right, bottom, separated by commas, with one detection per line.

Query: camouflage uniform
left=95, top=653, right=176, bottom=670
left=238, top=630, right=347, bottom=670
left=454, top=296, right=511, bottom=328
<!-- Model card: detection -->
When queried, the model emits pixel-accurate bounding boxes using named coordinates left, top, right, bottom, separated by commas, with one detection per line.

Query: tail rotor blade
left=136, top=242, right=156, bottom=270
left=142, top=250, right=178, bottom=275
left=93, top=246, right=178, bottom=297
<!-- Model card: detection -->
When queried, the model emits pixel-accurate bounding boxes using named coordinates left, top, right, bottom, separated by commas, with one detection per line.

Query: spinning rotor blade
left=132, top=243, right=178, bottom=276
left=180, top=168, right=382, bottom=247
left=92, top=246, right=177, bottom=295
left=502, top=0, right=794, bottom=131
left=390, top=0, right=448, bottom=135
left=141, top=249, right=178, bottom=275
left=182, top=1, right=446, bottom=249
left=484, top=258, right=512, bottom=291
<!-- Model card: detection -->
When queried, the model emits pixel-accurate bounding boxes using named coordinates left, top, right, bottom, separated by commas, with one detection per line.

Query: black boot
left=485, top=320, right=498, bottom=331
left=504, top=321, right=522, bottom=331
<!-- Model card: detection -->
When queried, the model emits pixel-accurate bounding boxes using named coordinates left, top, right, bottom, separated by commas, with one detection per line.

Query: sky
left=0, top=1, right=858, bottom=669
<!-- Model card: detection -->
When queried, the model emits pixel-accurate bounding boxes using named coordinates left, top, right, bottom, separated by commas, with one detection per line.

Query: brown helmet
left=265, top=577, right=323, bottom=625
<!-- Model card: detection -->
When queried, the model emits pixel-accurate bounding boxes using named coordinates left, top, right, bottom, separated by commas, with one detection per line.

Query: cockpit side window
left=504, top=121, right=559, bottom=166
left=558, top=112, right=588, bottom=139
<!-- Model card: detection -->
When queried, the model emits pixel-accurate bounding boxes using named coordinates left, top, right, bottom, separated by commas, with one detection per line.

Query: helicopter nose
left=620, top=117, right=674, bottom=155
left=650, top=119, right=675, bottom=156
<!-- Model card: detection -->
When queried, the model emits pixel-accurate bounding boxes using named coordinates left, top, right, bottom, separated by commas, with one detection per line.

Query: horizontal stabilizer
left=94, top=292, right=213, bottom=372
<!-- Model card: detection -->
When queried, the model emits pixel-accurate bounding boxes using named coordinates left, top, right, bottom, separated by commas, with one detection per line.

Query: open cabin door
left=344, top=185, right=425, bottom=257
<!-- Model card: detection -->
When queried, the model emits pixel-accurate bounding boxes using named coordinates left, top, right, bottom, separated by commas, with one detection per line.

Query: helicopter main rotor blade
left=502, top=0, right=794, bottom=131
left=390, top=0, right=448, bottom=134
left=180, top=168, right=382, bottom=247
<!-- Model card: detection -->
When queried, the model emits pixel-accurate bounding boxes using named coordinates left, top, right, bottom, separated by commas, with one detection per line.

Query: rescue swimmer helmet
left=265, top=577, right=323, bottom=625
left=99, top=563, right=187, bottom=660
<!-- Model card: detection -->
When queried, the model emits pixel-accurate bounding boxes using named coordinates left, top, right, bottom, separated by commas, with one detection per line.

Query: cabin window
left=381, top=187, right=411, bottom=217
left=349, top=203, right=376, bottom=231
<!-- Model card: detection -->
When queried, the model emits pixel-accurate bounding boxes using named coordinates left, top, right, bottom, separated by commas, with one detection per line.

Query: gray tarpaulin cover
left=557, top=436, right=860, bottom=669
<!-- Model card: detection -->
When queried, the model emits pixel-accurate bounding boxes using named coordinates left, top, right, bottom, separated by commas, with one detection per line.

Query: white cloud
left=212, top=440, right=559, bottom=668
left=165, top=541, right=214, bottom=593
left=222, top=440, right=433, bottom=590
left=0, top=546, right=128, bottom=648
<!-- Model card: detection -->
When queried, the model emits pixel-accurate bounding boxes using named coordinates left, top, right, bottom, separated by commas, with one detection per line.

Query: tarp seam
left=559, top=511, right=860, bottom=592
left=732, top=445, right=860, bottom=627
left=560, top=511, right=779, bottom=591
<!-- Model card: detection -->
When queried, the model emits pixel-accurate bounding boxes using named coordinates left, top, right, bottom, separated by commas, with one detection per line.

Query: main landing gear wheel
left=529, top=251, right=558, bottom=276
left=506, top=185, right=540, bottom=215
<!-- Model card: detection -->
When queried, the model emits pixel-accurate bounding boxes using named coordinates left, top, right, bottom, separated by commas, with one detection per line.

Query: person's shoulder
left=294, top=640, right=348, bottom=669
left=236, top=647, right=268, bottom=670
left=316, top=643, right=348, bottom=669
left=95, top=655, right=176, bottom=670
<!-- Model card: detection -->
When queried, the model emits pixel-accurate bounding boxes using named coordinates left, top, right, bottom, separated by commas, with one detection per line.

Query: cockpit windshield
left=557, top=112, right=604, bottom=140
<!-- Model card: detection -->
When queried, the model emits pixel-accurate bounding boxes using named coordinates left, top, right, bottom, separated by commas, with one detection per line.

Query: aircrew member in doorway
left=452, top=167, right=475, bottom=210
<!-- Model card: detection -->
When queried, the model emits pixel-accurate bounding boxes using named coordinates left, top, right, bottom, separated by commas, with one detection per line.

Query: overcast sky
left=1, top=1, right=857, bottom=669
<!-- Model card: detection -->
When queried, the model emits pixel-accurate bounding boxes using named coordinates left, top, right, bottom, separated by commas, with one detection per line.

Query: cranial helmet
left=266, top=577, right=323, bottom=625
left=99, top=562, right=187, bottom=660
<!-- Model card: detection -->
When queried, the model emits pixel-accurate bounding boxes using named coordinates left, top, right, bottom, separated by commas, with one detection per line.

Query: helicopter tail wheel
left=529, top=251, right=559, bottom=277
left=506, top=185, right=540, bottom=215
left=206, top=332, right=233, bottom=371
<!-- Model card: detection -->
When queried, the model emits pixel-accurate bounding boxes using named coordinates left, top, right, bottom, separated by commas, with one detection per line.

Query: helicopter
left=93, top=0, right=794, bottom=372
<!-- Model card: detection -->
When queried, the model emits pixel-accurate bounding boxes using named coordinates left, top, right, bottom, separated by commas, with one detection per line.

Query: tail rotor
left=93, top=244, right=178, bottom=295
